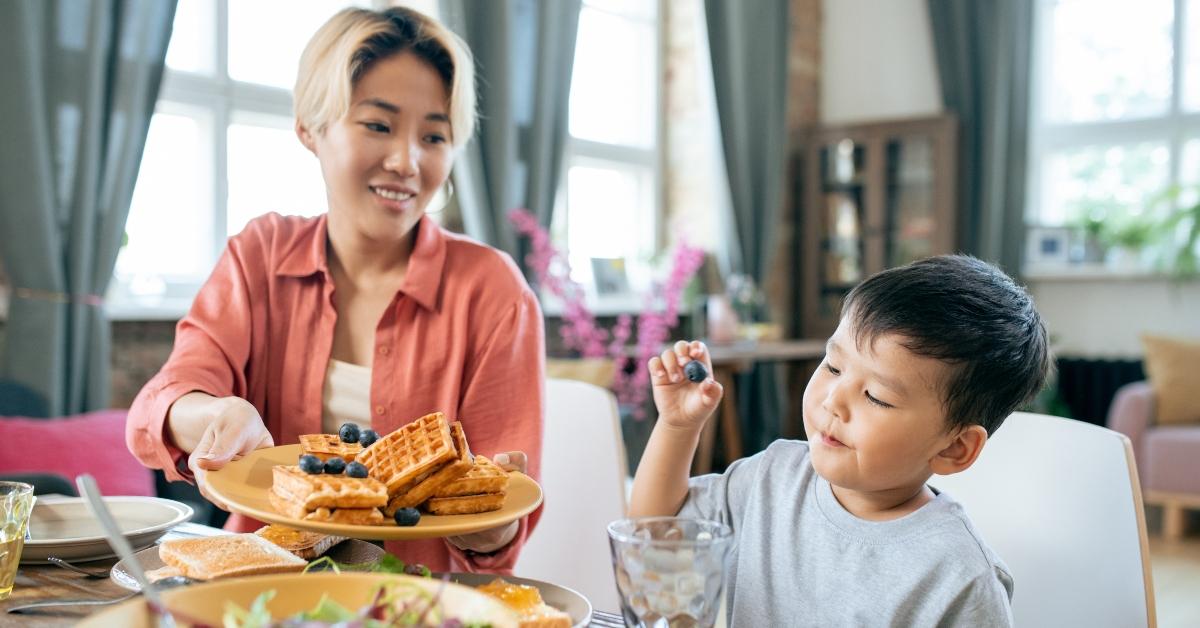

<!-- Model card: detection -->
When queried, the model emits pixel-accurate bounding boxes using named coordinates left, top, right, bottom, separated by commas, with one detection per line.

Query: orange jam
left=476, top=578, right=545, bottom=614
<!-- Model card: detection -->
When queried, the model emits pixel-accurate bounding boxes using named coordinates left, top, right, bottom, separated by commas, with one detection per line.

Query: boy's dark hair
left=841, top=255, right=1050, bottom=435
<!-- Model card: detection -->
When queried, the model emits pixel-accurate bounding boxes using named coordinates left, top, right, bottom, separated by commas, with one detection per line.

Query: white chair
left=515, top=378, right=628, bottom=613
left=932, top=412, right=1156, bottom=628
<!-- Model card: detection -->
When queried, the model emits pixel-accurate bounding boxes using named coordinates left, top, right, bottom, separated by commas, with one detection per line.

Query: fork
left=6, top=590, right=140, bottom=613
left=47, top=556, right=110, bottom=579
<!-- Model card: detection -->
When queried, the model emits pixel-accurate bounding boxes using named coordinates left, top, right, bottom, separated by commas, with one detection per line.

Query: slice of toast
left=158, top=533, right=307, bottom=580
left=299, top=433, right=364, bottom=462
left=356, top=412, right=458, bottom=496
left=433, top=455, right=509, bottom=498
left=254, top=524, right=346, bottom=560
left=384, top=422, right=474, bottom=514
left=271, top=465, right=388, bottom=510
left=423, top=491, right=506, bottom=515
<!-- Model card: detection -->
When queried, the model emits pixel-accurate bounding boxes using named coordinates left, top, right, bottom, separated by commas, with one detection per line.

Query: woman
left=126, top=6, right=544, bottom=574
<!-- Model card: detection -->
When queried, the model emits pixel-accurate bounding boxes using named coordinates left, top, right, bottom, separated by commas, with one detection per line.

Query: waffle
left=433, top=455, right=510, bottom=498
left=356, top=412, right=458, bottom=496
left=300, top=433, right=364, bottom=462
left=424, top=491, right=507, bottom=515
left=268, top=489, right=386, bottom=525
left=271, top=465, right=388, bottom=510
left=384, top=422, right=474, bottom=514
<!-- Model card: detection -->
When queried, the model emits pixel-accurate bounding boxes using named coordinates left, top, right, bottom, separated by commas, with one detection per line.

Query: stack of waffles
left=356, top=412, right=510, bottom=516
left=268, top=464, right=388, bottom=525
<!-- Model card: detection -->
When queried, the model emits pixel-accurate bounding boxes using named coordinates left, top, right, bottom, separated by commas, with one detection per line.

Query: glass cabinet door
left=885, top=136, right=937, bottom=267
left=818, top=139, right=865, bottom=319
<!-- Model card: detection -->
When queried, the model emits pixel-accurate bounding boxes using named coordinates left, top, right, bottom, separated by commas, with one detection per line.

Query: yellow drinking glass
left=0, top=481, right=35, bottom=600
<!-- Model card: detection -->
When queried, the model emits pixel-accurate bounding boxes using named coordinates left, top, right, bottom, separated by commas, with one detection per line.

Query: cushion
left=0, top=409, right=154, bottom=496
left=1141, top=334, right=1200, bottom=425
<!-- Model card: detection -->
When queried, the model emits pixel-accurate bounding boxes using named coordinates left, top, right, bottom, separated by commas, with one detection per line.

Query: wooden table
left=0, top=522, right=225, bottom=627
left=0, top=521, right=629, bottom=626
left=694, top=339, right=826, bottom=474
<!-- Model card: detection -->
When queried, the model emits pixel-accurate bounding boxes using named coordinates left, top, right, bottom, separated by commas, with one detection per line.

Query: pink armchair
left=1107, top=381, right=1200, bottom=539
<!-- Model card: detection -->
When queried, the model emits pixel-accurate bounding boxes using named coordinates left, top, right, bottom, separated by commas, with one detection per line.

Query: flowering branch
left=509, top=208, right=705, bottom=417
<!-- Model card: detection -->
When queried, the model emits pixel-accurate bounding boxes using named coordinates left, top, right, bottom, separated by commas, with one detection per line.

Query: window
left=555, top=0, right=662, bottom=294
left=1026, top=0, right=1200, bottom=269
left=111, top=0, right=423, bottom=317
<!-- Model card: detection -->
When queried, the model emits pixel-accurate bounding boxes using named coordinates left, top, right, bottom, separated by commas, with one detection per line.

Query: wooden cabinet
left=793, top=115, right=958, bottom=338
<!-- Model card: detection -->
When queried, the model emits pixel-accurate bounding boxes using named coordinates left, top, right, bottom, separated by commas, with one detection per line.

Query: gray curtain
left=0, top=0, right=176, bottom=415
left=704, top=0, right=789, bottom=453
left=928, top=0, right=1033, bottom=276
left=440, top=0, right=581, bottom=266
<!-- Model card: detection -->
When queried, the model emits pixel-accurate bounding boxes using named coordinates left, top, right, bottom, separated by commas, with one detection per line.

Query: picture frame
left=1026, top=227, right=1072, bottom=266
left=590, top=257, right=630, bottom=296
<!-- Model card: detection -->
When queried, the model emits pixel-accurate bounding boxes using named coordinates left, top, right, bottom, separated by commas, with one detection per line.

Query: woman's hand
left=184, top=396, right=274, bottom=510
left=446, top=450, right=527, bottom=554
left=649, top=340, right=723, bottom=433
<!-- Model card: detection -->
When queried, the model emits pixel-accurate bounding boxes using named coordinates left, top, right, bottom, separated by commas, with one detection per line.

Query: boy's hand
left=649, top=340, right=723, bottom=432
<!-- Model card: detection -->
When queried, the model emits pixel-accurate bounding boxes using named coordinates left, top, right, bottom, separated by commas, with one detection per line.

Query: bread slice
left=158, top=533, right=307, bottom=580
left=254, top=524, right=346, bottom=560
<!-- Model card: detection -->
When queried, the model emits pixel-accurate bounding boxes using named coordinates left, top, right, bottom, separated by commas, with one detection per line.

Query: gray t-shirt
left=678, top=440, right=1013, bottom=627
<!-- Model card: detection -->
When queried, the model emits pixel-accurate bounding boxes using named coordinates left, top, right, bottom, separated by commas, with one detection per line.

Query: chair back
left=932, top=412, right=1155, bottom=627
left=515, top=378, right=628, bottom=613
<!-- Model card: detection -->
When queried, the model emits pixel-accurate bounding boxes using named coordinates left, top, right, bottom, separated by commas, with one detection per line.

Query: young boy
left=631, top=255, right=1050, bottom=626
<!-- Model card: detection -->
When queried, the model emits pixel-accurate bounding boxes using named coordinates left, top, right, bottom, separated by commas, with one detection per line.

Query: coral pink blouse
left=126, top=213, right=545, bottom=573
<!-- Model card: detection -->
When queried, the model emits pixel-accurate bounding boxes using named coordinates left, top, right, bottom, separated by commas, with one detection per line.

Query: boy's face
left=802, top=318, right=961, bottom=497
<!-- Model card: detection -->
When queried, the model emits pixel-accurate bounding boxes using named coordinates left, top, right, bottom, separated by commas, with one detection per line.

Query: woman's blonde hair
left=294, top=6, right=476, bottom=146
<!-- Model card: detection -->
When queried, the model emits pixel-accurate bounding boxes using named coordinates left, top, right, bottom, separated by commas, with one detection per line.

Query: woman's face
left=300, top=51, right=454, bottom=243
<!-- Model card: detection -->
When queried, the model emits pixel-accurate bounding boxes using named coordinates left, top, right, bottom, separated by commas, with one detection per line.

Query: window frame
left=109, top=0, right=391, bottom=320
left=1025, top=0, right=1200, bottom=272
left=556, top=0, right=666, bottom=298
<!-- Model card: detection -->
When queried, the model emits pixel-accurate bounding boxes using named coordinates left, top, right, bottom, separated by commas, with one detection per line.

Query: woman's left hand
left=446, top=450, right=527, bottom=553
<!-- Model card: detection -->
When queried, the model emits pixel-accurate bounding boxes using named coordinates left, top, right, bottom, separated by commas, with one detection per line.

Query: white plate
left=20, top=496, right=193, bottom=563
left=445, top=572, right=593, bottom=628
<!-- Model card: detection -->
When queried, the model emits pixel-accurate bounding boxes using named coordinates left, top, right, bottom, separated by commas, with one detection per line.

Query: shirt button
left=375, top=405, right=386, bottom=415
left=378, top=346, right=390, bottom=356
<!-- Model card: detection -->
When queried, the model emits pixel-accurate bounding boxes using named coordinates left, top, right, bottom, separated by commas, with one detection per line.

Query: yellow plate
left=78, top=572, right=519, bottom=627
left=205, top=444, right=542, bottom=540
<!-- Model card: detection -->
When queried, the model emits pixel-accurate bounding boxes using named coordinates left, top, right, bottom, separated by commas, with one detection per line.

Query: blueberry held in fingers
left=338, top=422, right=361, bottom=444
left=394, top=507, right=421, bottom=526
left=298, top=454, right=324, bottom=474
left=684, top=360, right=708, bottom=383
left=323, top=456, right=346, bottom=474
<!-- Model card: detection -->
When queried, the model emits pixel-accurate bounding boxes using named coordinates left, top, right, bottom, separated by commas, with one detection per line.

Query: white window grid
left=1026, top=0, right=1200, bottom=229
left=557, top=0, right=665, bottom=297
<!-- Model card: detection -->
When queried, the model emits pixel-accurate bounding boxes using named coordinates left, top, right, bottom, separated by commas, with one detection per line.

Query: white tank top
left=321, top=359, right=372, bottom=435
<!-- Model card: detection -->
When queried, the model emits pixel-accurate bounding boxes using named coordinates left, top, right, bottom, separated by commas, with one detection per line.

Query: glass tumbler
left=608, top=517, right=733, bottom=628
left=0, top=482, right=35, bottom=600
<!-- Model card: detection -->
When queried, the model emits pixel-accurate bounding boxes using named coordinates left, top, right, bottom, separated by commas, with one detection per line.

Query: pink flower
left=509, top=208, right=705, bottom=416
